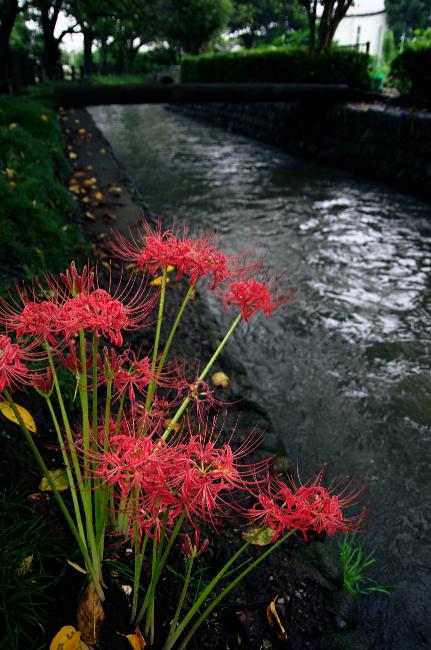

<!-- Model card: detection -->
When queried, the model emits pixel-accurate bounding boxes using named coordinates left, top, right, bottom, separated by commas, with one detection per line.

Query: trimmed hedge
left=390, top=46, right=431, bottom=100
left=181, top=47, right=371, bottom=88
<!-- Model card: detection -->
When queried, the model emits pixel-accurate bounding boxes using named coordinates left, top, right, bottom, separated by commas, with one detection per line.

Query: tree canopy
left=385, top=0, right=431, bottom=43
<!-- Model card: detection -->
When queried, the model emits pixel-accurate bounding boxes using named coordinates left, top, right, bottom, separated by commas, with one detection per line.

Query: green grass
left=88, top=73, right=153, bottom=85
left=0, top=487, right=69, bottom=650
left=339, top=533, right=390, bottom=596
left=0, top=92, right=86, bottom=289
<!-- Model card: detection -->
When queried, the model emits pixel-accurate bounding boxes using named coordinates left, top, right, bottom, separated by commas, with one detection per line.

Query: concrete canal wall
left=170, top=102, right=431, bottom=198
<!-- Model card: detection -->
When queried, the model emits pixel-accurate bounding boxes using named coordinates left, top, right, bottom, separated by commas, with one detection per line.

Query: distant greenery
left=339, top=534, right=390, bottom=596
left=0, top=92, right=86, bottom=288
left=182, top=46, right=371, bottom=88
left=385, top=0, right=431, bottom=44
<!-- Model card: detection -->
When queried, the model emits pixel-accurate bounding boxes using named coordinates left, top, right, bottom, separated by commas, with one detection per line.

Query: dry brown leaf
left=77, top=582, right=105, bottom=645
left=85, top=211, right=96, bottom=221
left=73, top=171, right=86, bottom=178
left=266, top=597, right=288, bottom=641
left=17, top=554, right=33, bottom=576
left=83, top=178, right=97, bottom=187
left=49, top=625, right=82, bottom=650
left=81, top=196, right=90, bottom=204
left=126, top=627, right=146, bottom=649
left=94, top=191, right=104, bottom=201
left=79, top=128, right=87, bottom=135
left=241, top=526, right=274, bottom=546
left=150, top=276, right=170, bottom=286
left=85, top=165, right=93, bottom=171
left=0, top=401, right=37, bottom=432
left=39, top=468, right=69, bottom=492
left=211, top=371, right=230, bottom=388
left=109, top=185, right=122, bottom=194
left=103, top=212, right=117, bottom=221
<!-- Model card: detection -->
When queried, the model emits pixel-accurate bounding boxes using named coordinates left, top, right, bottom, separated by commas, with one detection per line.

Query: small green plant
left=339, top=533, right=390, bottom=596
left=0, top=488, right=69, bottom=650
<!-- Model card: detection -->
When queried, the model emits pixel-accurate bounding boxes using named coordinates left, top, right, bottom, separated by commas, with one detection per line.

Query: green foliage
left=229, top=0, right=307, bottom=48
left=181, top=46, right=371, bottom=87
left=0, top=95, right=86, bottom=287
left=383, top=29, right=396, bottom=64
left=161, top=0, right=233, bottom=55
left=339, top=534, right=390, bottom=596
left=385, top=0, right=431, bottom=44
left=390, top=39, right=431, bottom=98
left=0, top=488, right=68, bottom=650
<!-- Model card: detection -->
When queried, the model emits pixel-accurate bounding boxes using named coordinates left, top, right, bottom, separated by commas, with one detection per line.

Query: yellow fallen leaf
left=17, top=554, right=33, bottom=576
left=69, top=152, right=78, bottom=160
left=39, top=468, right=69, bottom=492
left=211, top=371, right=229, bottom=388
left=81, top=196, right=90, bottom=204
left=164, top=418, right=181, bottom=433
left=166, top=265, right=176, bottom=272
left=109, top=185, right=122, bottom=194
left=94, top=191, right=104, bottom=201
left=40, top=114, right=49, bottom=121
left=85, top=211, right=96, bottom=221
left=8, top=181, right=16, bottom=189
left=241, top=526, right=274, bottom=546
left=85, top=165, right=93, bottom=171
left=101, top=261, right=111, bottom=271
left=67, top=559, right=88, bottom=574
left=267, top=597, right=288, bottom=641
left=9, top=122, right=18, bottom=129
left=100, top=148, right=107, bottom=154
left=6, top=167, right=15, bottom=179
left=32, top=199, right=37, bottom=208
left=49, top=625, right=82, bottom=650
left=126, top=627, right=146, bottom=649
left=83, top=178, right=97, bottom=187
left=150, top=276, right=170, bottom=286
left=0, top=401, right=37, bottom=432
left=79, top=128, right=86, bottom=135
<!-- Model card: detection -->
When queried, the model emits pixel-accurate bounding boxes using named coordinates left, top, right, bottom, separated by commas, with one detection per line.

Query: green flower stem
left=131, top=528, right=148, bottom=624
left=145, top=533, right=159, bottom=642
left=3, top=389, right=105, bottom=602
left=45, top=395, right=86, bottom=545
left=166, top=555, right=195, bottom=646
left=157, top=282, right=196, bottom=375
left=78, top=329, right=90, bottom=478
left=46, top=348, right=83, bottom=491
left=162, top=313, right=242, bottom=441
left=135, top=512, right=186, bottom=626
left=91, top=333, right=99, bottom=447
left=145, top=266, right=168, bottom=413
left=144, top=508, right=170, bottom=641
left=163, top=529, right=295, bottom=650
left=114, top=391, right=126, bottom=436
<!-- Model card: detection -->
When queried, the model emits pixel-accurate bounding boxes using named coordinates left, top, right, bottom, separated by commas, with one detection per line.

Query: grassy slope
left=0, top=89, right=86, bottom=288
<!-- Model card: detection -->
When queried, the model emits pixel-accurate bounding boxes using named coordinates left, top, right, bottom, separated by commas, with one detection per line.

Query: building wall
left=334, top=11, right=388, bottom=61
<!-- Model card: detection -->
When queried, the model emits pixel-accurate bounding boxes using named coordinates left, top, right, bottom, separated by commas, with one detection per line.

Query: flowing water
left=90, top=104, right=431, bottom=649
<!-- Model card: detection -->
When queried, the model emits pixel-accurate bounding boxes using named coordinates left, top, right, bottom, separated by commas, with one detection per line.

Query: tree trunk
left=83, top=28, right=94, bottom=77
left=40, top=0, right=62, bottom=78
left=0, top=0, right=19, bottom=92
left=317, top=0, right=354, bottom=51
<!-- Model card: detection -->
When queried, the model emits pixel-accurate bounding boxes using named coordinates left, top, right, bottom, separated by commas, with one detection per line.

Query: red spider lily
left=183, top=529, right=209, bottom=558
left=101, top=348, right=176, bottom=402
left=111, top=221, right=254, bottom=289
left=218, top=278, right=295, bottom=322
left=60, top=261, right=95, bottom=296
left=60, top=290, right=129, bottom=346
left=0, top=335, right=35, bottom=394
left=249, top=470, right=364, bottom=541
left=32, top=368, right=53, bottom=396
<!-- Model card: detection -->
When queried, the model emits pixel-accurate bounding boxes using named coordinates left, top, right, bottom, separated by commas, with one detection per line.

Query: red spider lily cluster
left=0, top=219, right=363, bottom=646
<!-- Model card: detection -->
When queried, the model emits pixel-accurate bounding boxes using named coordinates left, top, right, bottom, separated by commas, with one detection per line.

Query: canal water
left=90, top=104, right=431, bottom=649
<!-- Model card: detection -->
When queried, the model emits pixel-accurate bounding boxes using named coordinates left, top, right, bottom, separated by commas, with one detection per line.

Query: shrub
left=390, top=45, right=431, bottom=99
left=181, top=46, right=371, bottom=88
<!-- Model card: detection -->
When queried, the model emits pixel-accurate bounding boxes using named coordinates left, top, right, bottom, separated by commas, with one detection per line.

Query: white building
left=333, top=0, right=388, bottom=62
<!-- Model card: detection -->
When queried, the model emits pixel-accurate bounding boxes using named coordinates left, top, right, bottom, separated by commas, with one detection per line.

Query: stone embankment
left=170, top=102, right=431, bottom=198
